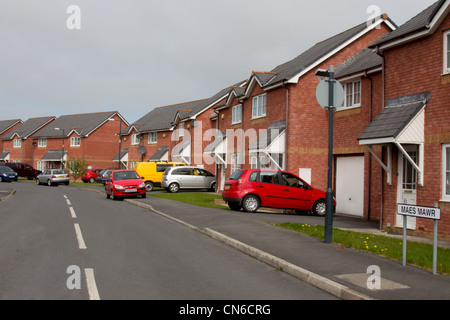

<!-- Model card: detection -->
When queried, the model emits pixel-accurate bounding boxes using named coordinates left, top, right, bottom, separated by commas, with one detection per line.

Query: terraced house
left=31, top=111, right=128, bottom=171
left=0, top=119, right=23, bottom=161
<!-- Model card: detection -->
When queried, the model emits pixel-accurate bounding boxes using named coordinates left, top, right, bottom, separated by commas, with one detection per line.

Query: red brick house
left=0, top=119, right=23, bottom=161
left=1, top=117, right=55, bottom=165
left=31, top=111, right=128, bottom=172
left=335, top=0, right=450, bottom=238
left=210, top=16, right=395, bottom=191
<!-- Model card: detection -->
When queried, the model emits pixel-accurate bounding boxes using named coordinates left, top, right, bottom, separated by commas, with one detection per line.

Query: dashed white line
left=74, top=223, right=87, bottom=249
left=69, top=206, right=77, bottom=219
left=85, top=268, right=101, bottom=300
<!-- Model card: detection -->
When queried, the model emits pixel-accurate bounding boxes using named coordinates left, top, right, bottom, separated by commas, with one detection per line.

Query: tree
left=67, top=158, right=89, bottom=182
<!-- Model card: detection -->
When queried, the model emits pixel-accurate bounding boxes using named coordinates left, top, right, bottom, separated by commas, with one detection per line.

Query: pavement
left=124, top=193, right=450, bottom=301
left=3, top=184, right=450, bottom=300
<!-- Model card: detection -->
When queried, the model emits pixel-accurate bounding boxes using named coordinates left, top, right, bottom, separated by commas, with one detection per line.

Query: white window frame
left=38, top=138, right=47, bottom=147
left=232, top=104, right=242, bottom=124
left=13, top=139, right=21, bottom=148
left=179, top=123, right=185, bottom=138
left=148, top=132, right=157, bottom=144
left=231, top=153, right=241, bottom=174
left=444, top=30, right=450, bottom=74
left=442, top=144, right=450, bottom=201
left=70, top=136, right=81, bottom=147
left=343, top=80, right=361, bottom=109
left=131, top=134, right=140, bottom=145
left=252, top=94, right=266, bottom=119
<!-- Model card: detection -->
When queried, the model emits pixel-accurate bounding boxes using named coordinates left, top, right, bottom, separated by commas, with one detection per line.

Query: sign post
left=397, top=203, right=441, bottom=274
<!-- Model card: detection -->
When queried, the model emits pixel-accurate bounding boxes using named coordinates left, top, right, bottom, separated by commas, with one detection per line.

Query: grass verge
left=150, top=192, right=224, bottom=209
left=276, top=223, right=450, bottom=275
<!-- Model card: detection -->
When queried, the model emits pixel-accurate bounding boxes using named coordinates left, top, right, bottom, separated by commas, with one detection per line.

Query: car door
left=279, top=172, right=313, bottom=210
left=255, top=171, right=286, bottom=208
left=105, top=171, right=113, bottom=194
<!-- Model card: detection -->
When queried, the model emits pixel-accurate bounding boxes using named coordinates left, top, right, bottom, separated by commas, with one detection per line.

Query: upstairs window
left=71, top=136, right=81, bottom=147
left=444, top=30, right=450, bottom=74
left=148, top=132, right=157, bottom=144
left=38, top=138, right=47, bottom=147
left=232, top=104, right=242, bottom=124
left=343, top=80, right=361, bottom=108
left=252, top=94, right=266, bottom=119
left=131, top=134, right=140, bottom=145
left=13, top=139, right=21, bottom=148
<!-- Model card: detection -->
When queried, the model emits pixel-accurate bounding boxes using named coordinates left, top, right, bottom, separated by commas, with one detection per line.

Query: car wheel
left=106, top=192, right=110, bottom=199
left=312, top=200, right=326, bottom=216
left=168, top=183, right=179, bottom=193
left=242, top=195, right=260, bottom=213
left=47, top=180, right=53, bottom=187
left=228, top=202, right=241, bottom=211
left=145, top=181, right=154, bottom=192
left=89, top=178, right=95, bottom=183
left=0, top=177, right=2, bottom=183
left=36, top=179, right=40, bottom=185
left=209, top=182, right=216, bottom=192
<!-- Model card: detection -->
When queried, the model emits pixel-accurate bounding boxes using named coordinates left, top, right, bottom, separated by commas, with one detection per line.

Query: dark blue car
left=0, top=166, right=18, bottom=182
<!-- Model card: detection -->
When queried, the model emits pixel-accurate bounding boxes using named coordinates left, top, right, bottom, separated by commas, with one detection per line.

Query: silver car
left=36, top=169, right=70, bottom=186
left=161, top=166, right=216, bottom=193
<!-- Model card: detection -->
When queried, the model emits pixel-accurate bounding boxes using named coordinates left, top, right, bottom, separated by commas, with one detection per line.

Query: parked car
left=36, top=169, right=70, bottom=186
left=96, top=169, right=113, bottom=185
left=161, top=166, right=216, bottom=193
left=1, top=162, right=41, bottom=180
left=134, top=161, right=186, bottom=192
left=105, top=169, right=146, bottom=200
left=82, top=168, right=103, bottom=183
left=0, top=166, right=18, bottom=182
left=222, top=169, right=335, bottom=215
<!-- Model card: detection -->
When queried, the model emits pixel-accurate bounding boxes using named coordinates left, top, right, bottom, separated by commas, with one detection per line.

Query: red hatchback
left=105, top=170, right=146, bottom=201
left=222, top=169, right=335, bottom=215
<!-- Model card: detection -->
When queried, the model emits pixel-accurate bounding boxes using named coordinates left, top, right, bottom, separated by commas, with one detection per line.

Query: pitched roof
left=263, top=16, right=395, bottom=88
left=32, top=111, right=125, bottom=138
left=2, top=116, right=55, bottom=140
left=0, top=119, right=22, bottom=135
left=370, top=0, right=448, bottom=49
left=335, top=48, right=383, bottom=78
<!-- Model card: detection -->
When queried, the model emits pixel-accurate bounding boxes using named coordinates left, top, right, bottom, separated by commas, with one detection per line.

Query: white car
left=37, top=169, right=70, bottom=186
left=161, top=166, right=216, bottom=193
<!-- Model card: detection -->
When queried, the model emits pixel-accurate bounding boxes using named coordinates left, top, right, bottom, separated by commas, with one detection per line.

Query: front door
left=396, top=145, right=417, bottom=229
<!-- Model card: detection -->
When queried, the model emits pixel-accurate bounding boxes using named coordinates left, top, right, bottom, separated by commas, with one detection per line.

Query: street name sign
left=397, top=204, right=441, bottom=220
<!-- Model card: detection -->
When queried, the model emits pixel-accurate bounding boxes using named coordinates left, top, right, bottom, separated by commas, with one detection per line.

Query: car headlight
left=138, top=182, right=145, bottom=188
left=114, top=184, right=125, bottom=190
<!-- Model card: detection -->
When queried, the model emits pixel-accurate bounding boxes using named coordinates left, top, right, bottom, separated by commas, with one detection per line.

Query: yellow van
left=134, top=162, right=185, bottom=192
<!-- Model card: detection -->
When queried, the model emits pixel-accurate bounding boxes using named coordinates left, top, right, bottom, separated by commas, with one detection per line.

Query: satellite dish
left=137, top=145, right=146, bottom=155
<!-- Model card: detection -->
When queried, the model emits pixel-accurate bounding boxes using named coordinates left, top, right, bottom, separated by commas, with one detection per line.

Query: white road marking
left=74, top=223, right=87, bottom=249
left=84, top=268, right=100, bottom=300
left=69, top=206, right=77, bottom=218
left=66, top=199, right=72, bottom=206
left=63, top=195, right=68, bottom=199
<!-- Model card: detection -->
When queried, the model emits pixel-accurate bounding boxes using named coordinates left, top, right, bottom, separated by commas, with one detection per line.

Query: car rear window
left=228, top=170, right=245, bottom=180
left=53, top=170, right=66, bottom=174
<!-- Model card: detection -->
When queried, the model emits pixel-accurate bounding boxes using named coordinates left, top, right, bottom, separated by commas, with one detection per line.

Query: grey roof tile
left=2, top=116, right=55, bottom=140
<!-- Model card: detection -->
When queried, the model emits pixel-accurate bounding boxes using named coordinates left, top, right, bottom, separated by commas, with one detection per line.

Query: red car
left=105, top=170, right=146, bottom=200
left=222, top=169, right=335, bottom=215
left=82, top=169, right=103, bottom=183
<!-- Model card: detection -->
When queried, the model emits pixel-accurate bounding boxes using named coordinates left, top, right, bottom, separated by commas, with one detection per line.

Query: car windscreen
left=0, top=166, right=14, bottom=173
left=114, top=171, right=140, bottom=181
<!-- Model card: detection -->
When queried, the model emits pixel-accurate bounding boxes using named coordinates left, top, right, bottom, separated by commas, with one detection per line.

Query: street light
left=54, top=128, right=65, bottom=169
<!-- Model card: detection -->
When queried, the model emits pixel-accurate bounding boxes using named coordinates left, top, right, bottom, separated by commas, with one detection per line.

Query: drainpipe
left=376, top=46, right=385, bottom=230
left=363, top=71, right=373, bottom=221
left=282, top=82, right=289, bottom=171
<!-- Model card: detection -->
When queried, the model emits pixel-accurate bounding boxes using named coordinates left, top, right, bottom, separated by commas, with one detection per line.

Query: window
left=443, top=144, right=450, bottom=201
left=252, top=94, right=266, bottom=119
left=38, top=138, right=47, bottom=147
left=343, top=80, right=361, bottom=108
left=280, top=172, right=307, bottom=188
left=232, top=104, right=242, bottom=124
left=13, top=139, right=21, bottom=148
left=179, top=123, right=185, bottom=138
left=70, top=137, right=81, bottom=146
left=258, top=171, right=279, bottom=184
left=444, top=30, right=450, bottom=74
left=131, top=134, right=140, bottom=145
left=231, top=153, right=241, bottom=174
left=148, top=132, right=157, bottom=144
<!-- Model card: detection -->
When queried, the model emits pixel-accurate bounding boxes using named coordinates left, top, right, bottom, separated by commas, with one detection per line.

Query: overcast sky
left=0, top=0, right=438, bottom=124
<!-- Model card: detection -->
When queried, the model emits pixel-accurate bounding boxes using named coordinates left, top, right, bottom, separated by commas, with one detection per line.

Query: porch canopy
left=358, top=92, right=428, bottom=186
left=0, top=150, right=10, bottom=161
left=204, top=132, right=227, bottom=166
left=249, top=121, right=286, bottom=170
left=150, top=146, right=169, bottom=162
left=42, top=149, right=68, bottom=162
left=171, top=139, right=191, bottom=165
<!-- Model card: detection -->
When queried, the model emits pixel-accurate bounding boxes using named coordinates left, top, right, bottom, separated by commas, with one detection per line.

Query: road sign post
left=397, top=203, right=441, bottom=274
left=315, top=66, right=344, bottom=244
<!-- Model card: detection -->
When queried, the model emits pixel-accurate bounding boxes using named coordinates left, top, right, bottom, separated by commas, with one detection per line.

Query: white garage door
left=336, top=156, right=364, bottom=217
